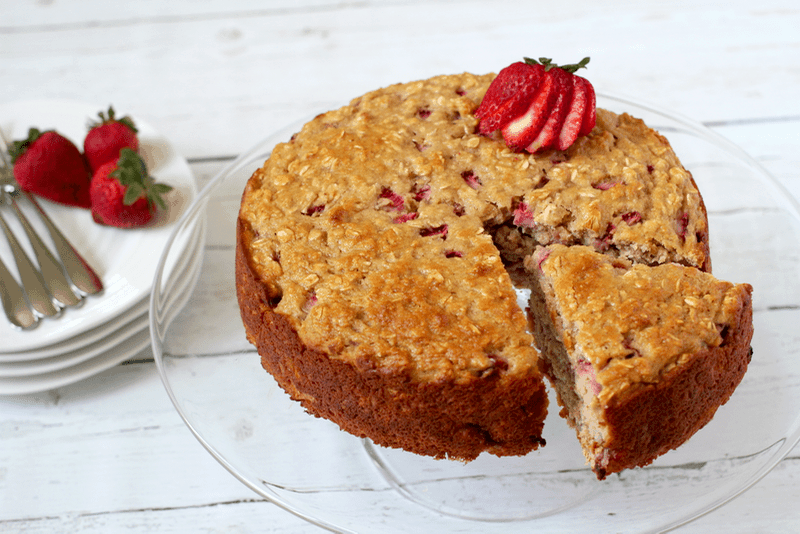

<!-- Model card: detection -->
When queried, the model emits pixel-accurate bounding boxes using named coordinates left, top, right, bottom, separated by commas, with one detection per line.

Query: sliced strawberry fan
left=475, top=56, right=597, bottom=154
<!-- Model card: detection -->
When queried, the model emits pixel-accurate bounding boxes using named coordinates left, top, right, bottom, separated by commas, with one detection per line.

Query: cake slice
left=524, top=244, right=753, bottom=479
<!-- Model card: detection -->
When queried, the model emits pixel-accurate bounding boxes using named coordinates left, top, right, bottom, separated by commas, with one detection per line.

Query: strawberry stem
left=524, top=56, right=590, bottom=74
left=89, top=105, right=138, bottom=133
left=8, top=127, right=48, bottom=163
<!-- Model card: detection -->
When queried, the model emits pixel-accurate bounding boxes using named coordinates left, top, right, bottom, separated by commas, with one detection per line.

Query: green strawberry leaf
left=151, top=183, right=174, bottom=195
left=89, top=105, right=138, bottom=133
left=123, top=183, right=145, bottom=205
left=110, top=148, right=173, bottom=209
left=524, top=56, right=590, bottom=74
left=118, top=116, right=138, bottom=133
left=8, top=127, right=46, bottom=163
left=148, top=183, right=173, bottom=210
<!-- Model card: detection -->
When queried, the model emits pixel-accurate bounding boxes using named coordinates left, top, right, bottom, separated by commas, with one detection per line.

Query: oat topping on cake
left=528, top=244, right=749, bottom=398
left=239, top=73, right=709, bottom=378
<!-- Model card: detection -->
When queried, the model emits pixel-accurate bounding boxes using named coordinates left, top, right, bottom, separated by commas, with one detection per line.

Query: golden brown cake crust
left=599, top=298, right=752, bottom=477
left=236, top=217, right=547, bottom=459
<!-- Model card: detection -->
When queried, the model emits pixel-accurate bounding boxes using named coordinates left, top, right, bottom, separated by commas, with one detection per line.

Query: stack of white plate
left=0, top=100, right=202, bottom=395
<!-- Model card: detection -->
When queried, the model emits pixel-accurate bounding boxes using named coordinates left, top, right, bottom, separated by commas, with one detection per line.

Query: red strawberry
left=89, top=148, right=172, bottom=228
left=474, top=61, right=545, bottom=135
left=555, top=75, right=592, bottom=151
left=8, top=128, right=91, bottom=208
left=515, top=67, right=575, bottom=152
left=527, top=67, right=575, bottom=152
left=476, top=56, right=596, bottom=154
left=500, top=68, right=559, bottom=150
left=84, top=106, right=139, bottom=173
left=579, top=76, right=596, bottom=137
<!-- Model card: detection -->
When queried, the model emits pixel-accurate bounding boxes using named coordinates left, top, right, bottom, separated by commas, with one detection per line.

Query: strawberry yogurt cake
left=236, top=58, right=754, bottom=478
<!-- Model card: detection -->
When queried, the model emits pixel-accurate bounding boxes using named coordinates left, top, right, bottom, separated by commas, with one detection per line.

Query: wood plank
left=0, top=0, right=455, bottom=29
left=0, top=363, right=254, bottom=519
left=1, top=1, right=798, bottom=159
left=0, top=498, right=314, bottom=534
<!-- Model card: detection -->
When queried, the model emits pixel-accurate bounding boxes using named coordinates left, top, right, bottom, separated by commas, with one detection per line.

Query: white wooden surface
left=1, top=1, right=799, bottom=532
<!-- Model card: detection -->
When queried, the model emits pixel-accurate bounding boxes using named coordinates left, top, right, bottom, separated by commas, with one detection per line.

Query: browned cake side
left=525, top=245, right=753, bottom=479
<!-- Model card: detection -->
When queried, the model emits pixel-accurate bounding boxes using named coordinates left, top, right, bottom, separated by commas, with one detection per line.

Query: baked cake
left=524, top=245, right=753, bottom=479
left=236, top=71, right=750, bottom=471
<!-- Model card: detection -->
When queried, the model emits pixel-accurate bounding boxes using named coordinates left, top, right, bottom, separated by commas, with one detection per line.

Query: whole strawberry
left=475, top=57, right=596, bottom=153
left=90, top=148, right=172, bottom=228
left=9, top=127, right=91, bottom=208
left=84, top=106, right=139, bottom=173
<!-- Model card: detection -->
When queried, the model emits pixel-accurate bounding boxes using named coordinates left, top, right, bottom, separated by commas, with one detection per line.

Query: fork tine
left=0, top=209, right=59, bottom=317
left=0, top=251, right=38, bottom=329
left=0, top=132, right=12, bottom=169
left=0, top=128, right=39, bottom=328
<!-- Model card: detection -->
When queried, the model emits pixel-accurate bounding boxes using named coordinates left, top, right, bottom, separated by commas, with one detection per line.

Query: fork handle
left=0, top=253, right=37, bottom=329
left=24, top=191, right=104, bottom=296
left=0, top=210, right=58, bottom=317
left=11, top=198, right=81, bottom=307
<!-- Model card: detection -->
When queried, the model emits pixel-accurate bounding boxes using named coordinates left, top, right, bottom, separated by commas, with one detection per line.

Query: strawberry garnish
left=578, top=76, right=596, bottom=137
left=556, top=75, right=593, bottom=150
left=477, top=56, right=596, bottom=153
left=89, top=148, right=172, bottom=228
left=84, top=106, right=139, bottom=173
left=525, top=66, right=573, bottom=152
left=474, top=62, right=545, bottom=135
left=500, top=65, right=559, bottom=150
left=9, top=127, right=91, bottom=208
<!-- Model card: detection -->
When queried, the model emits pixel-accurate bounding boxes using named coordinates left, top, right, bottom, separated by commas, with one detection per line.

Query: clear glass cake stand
left=151, top=93, right=800, bottom=533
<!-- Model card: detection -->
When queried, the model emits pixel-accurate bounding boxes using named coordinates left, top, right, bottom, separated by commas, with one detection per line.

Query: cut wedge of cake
left=524, top=244, right=753, bottom=479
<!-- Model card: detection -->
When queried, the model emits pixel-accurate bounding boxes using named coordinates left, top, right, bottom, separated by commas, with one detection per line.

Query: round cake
left=235, top=72, right=725, bottom=465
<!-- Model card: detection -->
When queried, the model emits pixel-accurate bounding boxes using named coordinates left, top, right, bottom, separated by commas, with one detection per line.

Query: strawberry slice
left=579, top=76, right=597, bottom=136
left=556, top=75, right=591, bottom=151
left=525, top=67, right=574, bottom=153
left=500, top=69, right=559, bottom=150
left=475, top=62, right=545, bottom=135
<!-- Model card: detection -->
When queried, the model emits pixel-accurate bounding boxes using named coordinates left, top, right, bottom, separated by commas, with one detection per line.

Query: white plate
left=0, top=223, right=203, bottom=394
left=0, top=296, right=149, bottom=360
left=0, top=313, right=150, bottom=379
left=0, top=332, right=152, bottom=396
left=0, top=98, right=197, bottom=352
left=0, top=217, right=204, bottom=376
left=0, top=216, right=205, bottom=362
left=153, top=94, right=800, bottom=533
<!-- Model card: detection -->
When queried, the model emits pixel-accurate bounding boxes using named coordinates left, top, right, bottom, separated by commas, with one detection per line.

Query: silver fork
left=0, top=128, right=103, bottom=329
left=1, top=186, right=83, bottom=306
left=0, top=242, right=37, bottom=329
left=0, top=195, right=61, bottom=320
